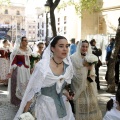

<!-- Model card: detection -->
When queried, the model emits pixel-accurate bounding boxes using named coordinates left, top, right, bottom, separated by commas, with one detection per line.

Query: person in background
left=103, top=89, right=120, bottom=120
left=105, top=38, right=115, bottom=81
left=71, top=40, right=102, bottom=120
left=90, top=39, right=102, bottom=90
left=30, top=42, right=45, bottom=69
left=7, top=37, right=32, bottom=106
left=70, top=38, right=77, bottom=55
left=0, top=39, right=10, bottom=85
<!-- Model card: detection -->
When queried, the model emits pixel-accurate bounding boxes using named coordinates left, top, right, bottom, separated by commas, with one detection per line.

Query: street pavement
left=0, top=65, right=116, bottom=120
left=98, top=65, right=115, bottom=117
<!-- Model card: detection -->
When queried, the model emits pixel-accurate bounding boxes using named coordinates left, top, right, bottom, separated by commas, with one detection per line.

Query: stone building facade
left=81, top=0, right=120, bottom=39
left=0, top=3, right=25, bottom=41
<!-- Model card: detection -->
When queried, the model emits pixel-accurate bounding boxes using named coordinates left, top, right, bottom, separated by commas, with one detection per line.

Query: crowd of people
left=0, top=36, right=119, bottom=120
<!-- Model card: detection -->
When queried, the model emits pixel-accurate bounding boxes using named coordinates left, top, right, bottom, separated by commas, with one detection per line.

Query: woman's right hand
left=6, top=73, right=12, bottom=79
left=30, top=68, right=34, bottom=74
left=24, top=101, right=32, bottom=113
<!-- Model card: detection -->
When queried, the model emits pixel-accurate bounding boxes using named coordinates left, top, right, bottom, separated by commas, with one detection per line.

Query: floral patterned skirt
left=11, top=68, right=21, bottom=106
left=10, top=65, right=30, bottom=106
left=0, top=58, right=10, bottom=83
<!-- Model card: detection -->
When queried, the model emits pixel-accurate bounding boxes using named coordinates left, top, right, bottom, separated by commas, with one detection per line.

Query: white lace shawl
left=14, top=39, right=74, bottom=120
left=70, top=40, right=97, bottom=100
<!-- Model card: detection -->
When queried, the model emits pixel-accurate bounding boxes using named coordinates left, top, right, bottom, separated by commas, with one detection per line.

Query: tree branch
left=48, top=0, right=53, bottom=7
left=53, top=0, right=60, bottom=10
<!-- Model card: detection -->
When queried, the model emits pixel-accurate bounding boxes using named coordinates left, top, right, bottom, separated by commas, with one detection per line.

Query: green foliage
left=58, top=0, right=101, bottom=15
left=0, top=0, right=10, bottom=5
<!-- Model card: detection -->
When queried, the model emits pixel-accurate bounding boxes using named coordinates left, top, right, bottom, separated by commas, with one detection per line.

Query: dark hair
left=3, top=39, right=8, bottom=44
left=21, top=36, right=26, bottom=41
left=106, top=99, right=113, bottom=111
left=82, top=40, right=89, bottom=45
left=90, top=39, right=96, bottom=46
left=106, top=89, right=120, bottom=111
left=70, top=38, right=75, bottom=43
left=51, top=36, right=67, bottom=47
left=37, top=42, right=44, bottom=47
left=110, top=38, right=115, bottom=42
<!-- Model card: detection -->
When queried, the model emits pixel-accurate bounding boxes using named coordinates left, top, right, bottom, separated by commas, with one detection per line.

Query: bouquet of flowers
left=30, top=52, right=40, bottom=69
left=84, top=54, right=98, bottom=82
left=19, top=112, right=35, bottom=120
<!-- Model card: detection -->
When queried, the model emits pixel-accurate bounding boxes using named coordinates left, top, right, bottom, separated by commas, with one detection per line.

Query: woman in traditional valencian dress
left=0, top=39, right=10, bottom=85
left=70, top=40, right=102, bottom=120
left=7, top=37, right=32, bottom=106
left=14, top=36, right=75, bottom=120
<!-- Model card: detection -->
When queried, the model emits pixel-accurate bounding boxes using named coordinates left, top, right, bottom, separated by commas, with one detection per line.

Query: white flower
left=19, top=112, right=35, bottom=120
left=84, top=54, right=98, bottom=63
left=32, top=52, right=39, bottom=57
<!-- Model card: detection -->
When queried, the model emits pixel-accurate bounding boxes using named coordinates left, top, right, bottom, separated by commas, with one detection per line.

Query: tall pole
left=45, top=12, right=48, bottom=42
left=11, top=16, right=12, bottom=42
left=16, top=20, right=17, bottom=41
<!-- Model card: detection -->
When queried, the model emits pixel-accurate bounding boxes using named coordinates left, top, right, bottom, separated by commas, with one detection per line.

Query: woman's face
left=80, top=42, right=89, bottom=54
left=38, top=44, right=44, bottom=52
left=92, top=41, right=96, bottom=46
left=4, top=41, right=8, bottom=46
left=51, top=39, right=69, bottom=59
left=21, top=38, right=28, bottom=47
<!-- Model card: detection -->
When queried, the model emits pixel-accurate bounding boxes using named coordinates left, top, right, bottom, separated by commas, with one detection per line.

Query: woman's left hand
left=87, top=65, right=93, bottom=70
left=6, top=73, right=12, bottom=79
left=30, top=68, right=34, bottom=74
left=63, top=90, right=74, bottom=101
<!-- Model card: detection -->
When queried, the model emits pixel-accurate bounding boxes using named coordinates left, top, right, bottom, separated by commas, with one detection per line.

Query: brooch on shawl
left=60, top=78, right=64, bottom=82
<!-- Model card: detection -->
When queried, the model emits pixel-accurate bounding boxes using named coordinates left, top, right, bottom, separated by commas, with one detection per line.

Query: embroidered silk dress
left=70, top=41, right=102, bottom=120
left=0, top=47, right=10, bottom=83
left=10, top=47, right=32, bottom=106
